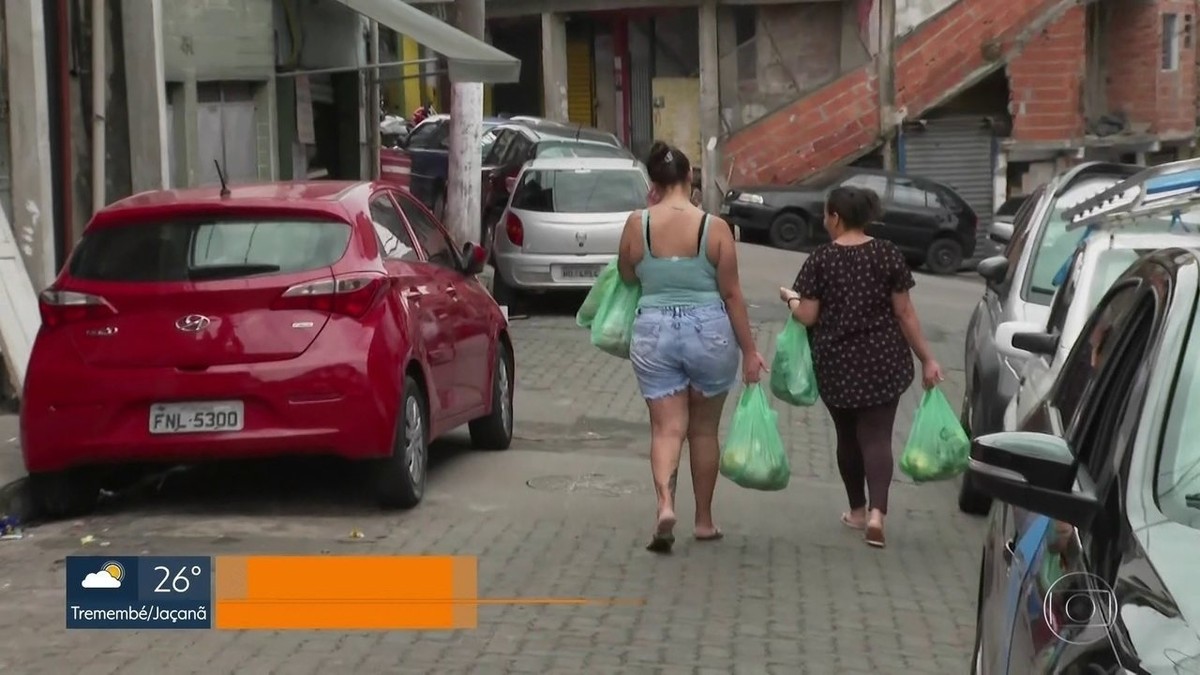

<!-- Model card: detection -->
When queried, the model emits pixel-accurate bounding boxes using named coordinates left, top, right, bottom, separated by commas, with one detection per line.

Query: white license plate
left=556, top=265, right=604, bottom=280
left=149, top=401, right=245, bottom=434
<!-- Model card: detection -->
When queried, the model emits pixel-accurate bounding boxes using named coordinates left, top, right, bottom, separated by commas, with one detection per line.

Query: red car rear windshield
left=67, top=218, right=352, bottom=283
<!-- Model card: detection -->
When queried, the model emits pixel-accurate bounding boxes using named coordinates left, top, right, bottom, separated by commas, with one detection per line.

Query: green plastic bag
left=899, top=387, right=971, bottom=482
left=581, top=260, right=641, bottom=359
left=575, top=260, right=620, bottom=329
left=769, top=317, right=819, bottom=406
left=720, top=384, right=791, bottom=491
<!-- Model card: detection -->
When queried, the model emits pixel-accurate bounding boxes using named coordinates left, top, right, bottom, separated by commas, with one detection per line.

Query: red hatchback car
left=21, top=181, right=514, bottom=518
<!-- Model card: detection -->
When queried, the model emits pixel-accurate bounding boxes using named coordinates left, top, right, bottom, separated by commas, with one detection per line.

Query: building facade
left=478, top=0, right=1199, bottom=232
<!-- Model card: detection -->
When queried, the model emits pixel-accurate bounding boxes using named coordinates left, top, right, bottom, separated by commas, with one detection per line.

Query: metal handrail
left=1062, top=158, right=1200, bottom=230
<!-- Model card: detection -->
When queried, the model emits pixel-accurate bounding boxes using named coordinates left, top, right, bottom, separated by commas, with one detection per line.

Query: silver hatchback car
left=491, top=157, right=649, bottom=305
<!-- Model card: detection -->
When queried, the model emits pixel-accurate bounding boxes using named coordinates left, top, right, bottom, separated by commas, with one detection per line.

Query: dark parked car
left=721, top=167, right=978, bottom=275
left=387, top=114, right=509, bottom=220
left=967, top=243, right=1200, bottom=673
left=481, top=121, right=633, bottom=246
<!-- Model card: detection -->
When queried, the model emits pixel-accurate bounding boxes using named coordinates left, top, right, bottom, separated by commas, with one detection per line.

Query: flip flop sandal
left=646, top=533, right=675, bottom=553
left=841, top=513, right=866, bottom=530
left=694, top=529, right=723, bottom=541
left=865, top=524, right=886, bottom=549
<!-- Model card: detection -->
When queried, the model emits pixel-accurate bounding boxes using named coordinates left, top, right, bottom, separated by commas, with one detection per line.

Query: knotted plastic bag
left=769, top=317, right=819, bottom=406
left=576, top=260, right=641, bottom=359
left=899, top=387, right=971, bottom=482
left=720, top=384, right=791, bottom=491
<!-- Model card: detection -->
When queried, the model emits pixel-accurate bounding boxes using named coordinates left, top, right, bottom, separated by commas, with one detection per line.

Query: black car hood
left=1118, top=520, right=1200, bottom=671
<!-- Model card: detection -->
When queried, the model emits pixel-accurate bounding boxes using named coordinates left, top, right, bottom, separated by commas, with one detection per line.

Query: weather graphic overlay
left=66, top=556, right=212, bottom=629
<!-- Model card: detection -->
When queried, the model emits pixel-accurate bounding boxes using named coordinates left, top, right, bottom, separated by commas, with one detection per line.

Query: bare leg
left=686, top=387, right=728, bottom=539
left=647, top=391, right=689, bottom=550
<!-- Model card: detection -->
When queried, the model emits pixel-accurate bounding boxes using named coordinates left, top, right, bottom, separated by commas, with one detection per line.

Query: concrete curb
left=0, top=477, right=30, bottom=522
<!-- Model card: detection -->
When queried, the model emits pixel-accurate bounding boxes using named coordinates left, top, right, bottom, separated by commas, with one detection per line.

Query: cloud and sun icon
left=81, top=561, right=125, bottom=589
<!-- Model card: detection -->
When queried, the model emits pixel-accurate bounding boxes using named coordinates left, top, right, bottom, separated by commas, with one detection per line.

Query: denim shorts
left=629, top=302, right=740, bottom=400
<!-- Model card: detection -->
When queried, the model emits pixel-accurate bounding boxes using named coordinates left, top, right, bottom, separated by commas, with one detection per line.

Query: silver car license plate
left=555, top=265, right=604, bottom=281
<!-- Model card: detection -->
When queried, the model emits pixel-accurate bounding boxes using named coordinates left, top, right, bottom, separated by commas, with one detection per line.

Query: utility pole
left=878, top=0, right=897, bottom=170
left=446, top=0, right=485, bottom=245
left=367, top=20, right=381, bottom=180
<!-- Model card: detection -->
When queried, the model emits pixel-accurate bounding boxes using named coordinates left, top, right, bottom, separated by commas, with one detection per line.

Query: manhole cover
left=526, top=474, right=645, bottom=497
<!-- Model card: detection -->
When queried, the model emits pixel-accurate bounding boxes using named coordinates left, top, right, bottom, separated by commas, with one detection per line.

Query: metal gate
left=901, top=116, right=996, bottom=255
left=566, top=28, right=594, bottom=126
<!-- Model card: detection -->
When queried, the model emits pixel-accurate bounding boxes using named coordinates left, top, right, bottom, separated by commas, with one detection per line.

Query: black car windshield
left=511, top=168, right=648, bottom=213
left=1158, top=297, right=1200, bottom=528
left=68, top=218, right=351, bottom=282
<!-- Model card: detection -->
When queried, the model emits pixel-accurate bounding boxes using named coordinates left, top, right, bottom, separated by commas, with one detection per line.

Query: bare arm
left=892, top=290, right=934, bottom=363
left=711, top=218, right=756, bottom=355
left=789, top=298, right=819, bottom=327
left=616, top=211, right=641, bottom=284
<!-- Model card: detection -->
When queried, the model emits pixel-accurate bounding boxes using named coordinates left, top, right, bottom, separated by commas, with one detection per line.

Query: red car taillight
left=505, top=211, right=524, bottom=247
left=272, top=273, right=387, bottom=318
left=38, top=289, right=116, bottom=328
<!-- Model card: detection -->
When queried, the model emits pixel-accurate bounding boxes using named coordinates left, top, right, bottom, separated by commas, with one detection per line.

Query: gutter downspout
left=91, top=0, right=105, bottom=214
left=57, top=0, right=73, bottom=260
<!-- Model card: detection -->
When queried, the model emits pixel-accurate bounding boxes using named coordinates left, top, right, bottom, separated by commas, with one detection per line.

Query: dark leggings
left=827, top=398, right=900, bottom=515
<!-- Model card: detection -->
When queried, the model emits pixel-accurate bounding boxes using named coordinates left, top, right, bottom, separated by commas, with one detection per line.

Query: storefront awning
left=333, top=0, right=521, bottom=83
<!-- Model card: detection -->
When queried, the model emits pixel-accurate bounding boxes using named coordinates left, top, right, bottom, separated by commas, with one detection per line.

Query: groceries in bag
left=582, top=261, right=641, bottom=359
left=769, top=317, right=819, bottom=406
left=720, top=384, right=791, bottom=491
left=899, top=387, right=971, bottom=482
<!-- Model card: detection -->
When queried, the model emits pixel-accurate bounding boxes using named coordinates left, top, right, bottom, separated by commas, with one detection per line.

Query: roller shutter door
left=901, top=116, right=996, bottom=256
left=566, top=32, right=594, bottom=126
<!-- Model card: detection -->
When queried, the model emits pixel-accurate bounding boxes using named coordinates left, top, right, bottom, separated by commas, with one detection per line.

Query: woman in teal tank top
left=616, top=141, right=767, bottom=554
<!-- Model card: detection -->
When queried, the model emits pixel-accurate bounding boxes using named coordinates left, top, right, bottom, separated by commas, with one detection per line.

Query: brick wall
left=723, top=0, right=1066, bottom=186
left=1007, top=6, right=1086, bottom=142
left=1105, top=0, right=1197, bottom=137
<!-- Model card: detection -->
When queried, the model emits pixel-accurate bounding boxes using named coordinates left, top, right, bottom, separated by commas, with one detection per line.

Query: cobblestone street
left=0, top=244, right=987, bottom=674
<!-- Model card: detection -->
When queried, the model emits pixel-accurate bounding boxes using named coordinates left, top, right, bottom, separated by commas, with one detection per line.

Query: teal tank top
left=634, top=209, right=723, bottom=309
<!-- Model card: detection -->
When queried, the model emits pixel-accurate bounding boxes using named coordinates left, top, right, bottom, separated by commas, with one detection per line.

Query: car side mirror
left=996, top=320, right=1055, bottom=360
left=976, top=255, right=1009, bottom=285
left=989, top=220, right=1014, bottom=244
left=968, top=431, right=1102, bottom=529
left=462, top=241, right=487, bottom=276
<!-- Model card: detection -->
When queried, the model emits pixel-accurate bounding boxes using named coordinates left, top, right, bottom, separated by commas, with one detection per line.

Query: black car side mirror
left=967, top=431, right=1102, bottom=529
left=462, top=241, right=487, bottom=276
left=977, top=255, right=1009, bottom=285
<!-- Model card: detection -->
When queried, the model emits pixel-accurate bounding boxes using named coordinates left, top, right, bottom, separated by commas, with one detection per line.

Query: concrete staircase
left=722, top=0, right=1084, bottom=186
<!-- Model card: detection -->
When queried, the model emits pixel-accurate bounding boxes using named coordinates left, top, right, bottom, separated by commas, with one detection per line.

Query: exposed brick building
left=721, top=0, right=1199, bottom=229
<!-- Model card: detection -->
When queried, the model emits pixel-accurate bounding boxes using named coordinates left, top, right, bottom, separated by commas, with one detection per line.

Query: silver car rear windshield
left=68, top=218, right=352, bottom=282
left=512, top=168, right=649, bottom=214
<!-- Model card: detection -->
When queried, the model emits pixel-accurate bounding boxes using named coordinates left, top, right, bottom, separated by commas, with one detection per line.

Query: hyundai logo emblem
left=175, top=314, right=211, bottom=332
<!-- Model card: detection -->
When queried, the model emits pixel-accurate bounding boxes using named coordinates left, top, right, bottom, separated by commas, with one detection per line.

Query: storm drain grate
left=526, top=474, right=646, bottom=497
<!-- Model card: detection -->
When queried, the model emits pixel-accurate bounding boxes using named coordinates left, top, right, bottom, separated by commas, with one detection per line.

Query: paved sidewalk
left=0, top=243, right=987, bottom=673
